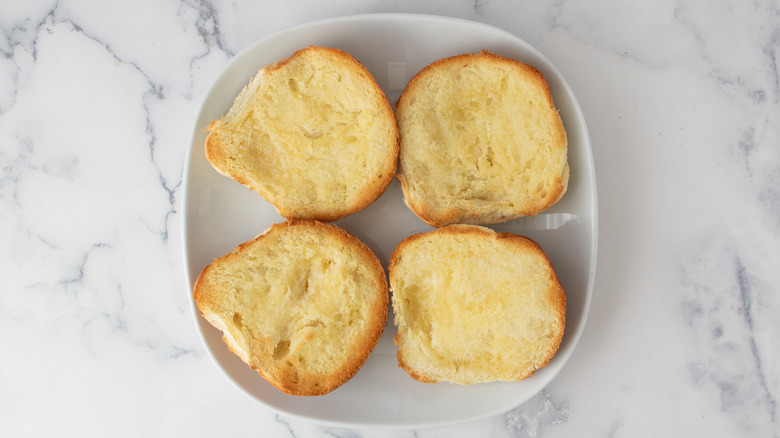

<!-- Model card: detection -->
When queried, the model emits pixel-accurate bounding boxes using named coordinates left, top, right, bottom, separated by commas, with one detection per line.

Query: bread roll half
left=396, top=51, right=569, bottom=227
left=193, top=220, right=388, bottom=395
left=206, top=46, right=399, bottom=222
left=388, top=225, right=565, bottom=384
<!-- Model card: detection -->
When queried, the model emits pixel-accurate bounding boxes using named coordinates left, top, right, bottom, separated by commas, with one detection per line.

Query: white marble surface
left=1, top=0, right=778, bottom=436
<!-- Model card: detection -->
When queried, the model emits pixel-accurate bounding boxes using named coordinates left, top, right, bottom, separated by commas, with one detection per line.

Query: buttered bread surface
left=193, top=220, right=388, bottom=396
left=389, top=225, right=566, bottom=385
left=205, top=46, right=398, bottom=222
left=396, top=51, right=569, bottom=227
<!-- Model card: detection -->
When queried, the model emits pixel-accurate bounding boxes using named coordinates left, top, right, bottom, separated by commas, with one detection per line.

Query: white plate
left=182, top=13, right=597, bottom=429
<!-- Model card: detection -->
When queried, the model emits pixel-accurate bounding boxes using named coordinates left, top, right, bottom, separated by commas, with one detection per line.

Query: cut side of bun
left=193, top=220, right=388, bottom=395
left=389, top=225, right=565, bottom=384
left=205, top=46, right=399, bottom=222
left=395, top=51, right=569, bottom=227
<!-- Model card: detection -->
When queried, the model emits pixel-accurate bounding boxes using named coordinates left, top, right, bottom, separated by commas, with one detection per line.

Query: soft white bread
left=205, top=46, right=399, bottom=222
left=395, top=51, right=569, bottom=227
left=193, top=220, right=388, bottom=395
left=388, top=225, right=565, bottom=384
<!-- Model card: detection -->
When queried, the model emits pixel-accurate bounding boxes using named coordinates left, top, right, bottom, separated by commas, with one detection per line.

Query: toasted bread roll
left=389, top=225, right=565, bottom=384
left=193, top=220, right=388, bottom=395
left=396, top=51, right=569, bottom=227
left=206, top=46, right=399, bottom=222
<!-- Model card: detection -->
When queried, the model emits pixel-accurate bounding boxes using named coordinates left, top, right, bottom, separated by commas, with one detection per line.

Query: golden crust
left=193, top=220, right=388, bottom=396
left=205, top=46, right=399, bottom=222
left=395, top=51, right=569, bottom=227
left=388, top=224, right=566, bottom=384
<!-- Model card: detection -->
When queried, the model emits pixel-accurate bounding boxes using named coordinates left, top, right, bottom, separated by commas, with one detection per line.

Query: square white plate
left=182, top=13, right=597, bottom=429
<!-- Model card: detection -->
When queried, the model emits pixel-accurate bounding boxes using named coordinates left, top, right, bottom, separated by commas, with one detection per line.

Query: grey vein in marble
left=182, top=0, right=236, bottom=58
left=680, top=238, right=778, bottom=435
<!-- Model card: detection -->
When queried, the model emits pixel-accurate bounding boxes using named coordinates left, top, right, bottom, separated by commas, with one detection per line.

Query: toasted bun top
left=206, top=46, right=399, bottom=222
left=193, top=220, right=388, bottom=395
left=396, top=51, right=569, bottom=227
left=389, top=224, right=565, bottom=384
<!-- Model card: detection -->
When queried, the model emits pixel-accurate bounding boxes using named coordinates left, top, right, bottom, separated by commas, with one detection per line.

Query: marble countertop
left=2, top=1, right=778, bottom=436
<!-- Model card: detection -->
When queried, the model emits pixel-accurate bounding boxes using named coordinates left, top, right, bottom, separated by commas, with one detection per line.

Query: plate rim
left=181, top=12, right=598, bottom=429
